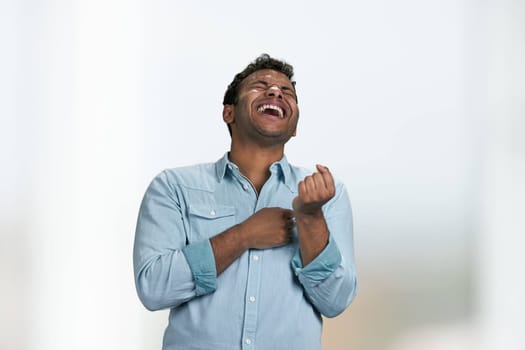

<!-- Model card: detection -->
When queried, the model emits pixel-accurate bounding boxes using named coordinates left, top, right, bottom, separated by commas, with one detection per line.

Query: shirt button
left=245, top=339, right=252, bottom=345
left=252, top=255, right=259, bottom=261
left=249, top=296, right=256, bottom=302
left=210, top=210, right=216, bottom=216
left=242, top=184, right=249, bottom=190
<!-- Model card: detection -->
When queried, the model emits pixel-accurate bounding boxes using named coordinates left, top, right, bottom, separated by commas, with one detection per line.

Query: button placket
left=240, top=168, right=278, bottom=349
left=241, top=249, right=262, bottom=349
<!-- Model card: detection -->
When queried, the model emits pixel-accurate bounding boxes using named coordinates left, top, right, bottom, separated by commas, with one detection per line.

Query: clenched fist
left=239, top=207, right=295, bottom=249
left=292, top=164, right=335, bottom=216
left=211, top=207, right=295, bottom=275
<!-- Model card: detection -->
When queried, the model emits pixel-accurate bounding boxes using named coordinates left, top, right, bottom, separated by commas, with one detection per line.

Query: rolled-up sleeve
left=133, top=171, right=217, bottom=311
left=182, top=239, right=217, bottom=295
left=291, top=183, right=358, bottom=318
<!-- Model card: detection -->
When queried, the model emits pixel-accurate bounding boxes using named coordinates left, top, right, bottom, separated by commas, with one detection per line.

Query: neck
left=228, top=140, right=284, bottom=193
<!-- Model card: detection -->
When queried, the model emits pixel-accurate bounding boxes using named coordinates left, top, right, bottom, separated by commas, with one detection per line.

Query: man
left=133, top=54, right=357, bottom=350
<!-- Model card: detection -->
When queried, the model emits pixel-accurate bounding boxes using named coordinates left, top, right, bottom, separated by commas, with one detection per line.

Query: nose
left=265, top=85, right=283, bottom=99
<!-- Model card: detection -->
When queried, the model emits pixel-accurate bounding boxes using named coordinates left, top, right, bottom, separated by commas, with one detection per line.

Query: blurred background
left=1, top=0, right=523, bottom=349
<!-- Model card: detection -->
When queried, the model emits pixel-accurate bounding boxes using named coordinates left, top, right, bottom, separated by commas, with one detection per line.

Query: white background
left=1, top=0, right=523, bottom=349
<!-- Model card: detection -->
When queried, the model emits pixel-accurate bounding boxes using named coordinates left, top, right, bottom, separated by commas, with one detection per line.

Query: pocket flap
left=188, top=205, right=236, bottom=219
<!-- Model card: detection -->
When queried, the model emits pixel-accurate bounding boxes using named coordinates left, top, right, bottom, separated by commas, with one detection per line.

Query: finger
left=316, top=164, right=335, bottom=193
left=316, top=164, right=328, bottom=173
left=312, top=172, right=327, bottom=191
left=298, top=180, right=306, bottom=197
left=304, top=175, right=317, bottom=194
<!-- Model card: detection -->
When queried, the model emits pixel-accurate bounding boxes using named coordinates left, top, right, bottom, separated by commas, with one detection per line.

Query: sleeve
left=290, top=182, right=358, bottom=317
left=133, top=171, right=217, bottom=311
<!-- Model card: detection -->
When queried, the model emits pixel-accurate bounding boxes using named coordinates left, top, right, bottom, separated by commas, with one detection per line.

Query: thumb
left=316, top=164, right=329, bottom=173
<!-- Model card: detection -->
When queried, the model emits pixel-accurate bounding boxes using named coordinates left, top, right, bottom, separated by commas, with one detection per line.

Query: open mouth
left=257, top=104, right=285, bottom=119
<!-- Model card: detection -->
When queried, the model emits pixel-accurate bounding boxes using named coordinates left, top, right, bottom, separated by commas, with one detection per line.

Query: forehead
left=241, top=69, right=293, bottom=87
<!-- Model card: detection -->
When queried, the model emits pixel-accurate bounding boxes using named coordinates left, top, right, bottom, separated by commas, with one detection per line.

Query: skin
left=210, top=69, right=335, bottom=274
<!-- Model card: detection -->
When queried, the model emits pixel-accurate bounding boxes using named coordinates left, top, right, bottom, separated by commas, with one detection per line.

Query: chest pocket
left=187, top=204, right=236, bottom=242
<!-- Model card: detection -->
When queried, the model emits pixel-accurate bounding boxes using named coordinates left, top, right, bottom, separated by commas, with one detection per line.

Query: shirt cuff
left=291, top=235, right=342, bottom=283
left=182, top=239, right=217, bottom=296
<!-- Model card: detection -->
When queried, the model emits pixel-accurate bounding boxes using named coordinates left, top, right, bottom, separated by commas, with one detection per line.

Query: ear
left=223, top=105, right=234, bottom=124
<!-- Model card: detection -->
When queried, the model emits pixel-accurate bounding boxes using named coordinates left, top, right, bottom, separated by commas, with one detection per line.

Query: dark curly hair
left=223, top=53, right=296, bottom=106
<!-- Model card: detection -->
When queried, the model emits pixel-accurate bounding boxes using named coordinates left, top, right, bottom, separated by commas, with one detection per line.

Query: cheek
left=286, top=98, right=299, bottom=116
left=240, top=94, right=257, bottom=110
left=233, top=101, right=255, bottom=121
left=291, top=106, right=299, bottom=120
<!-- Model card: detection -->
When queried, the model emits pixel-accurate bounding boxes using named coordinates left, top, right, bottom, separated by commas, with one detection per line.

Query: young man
left=134, top=54, right=357, bottom=350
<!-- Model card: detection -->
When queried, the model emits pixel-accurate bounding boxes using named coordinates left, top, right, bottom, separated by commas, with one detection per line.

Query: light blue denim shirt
left=133, top=153, right=357, bottom=350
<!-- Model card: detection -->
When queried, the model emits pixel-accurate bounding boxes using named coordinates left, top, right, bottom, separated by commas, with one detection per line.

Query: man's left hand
left=292, top=164, right=335, bottom=216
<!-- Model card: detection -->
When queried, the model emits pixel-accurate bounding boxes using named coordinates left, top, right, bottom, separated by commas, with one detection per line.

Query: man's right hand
left=211, top=207, right=294, bottom=275
left=237, top=207, right=294, bottom=249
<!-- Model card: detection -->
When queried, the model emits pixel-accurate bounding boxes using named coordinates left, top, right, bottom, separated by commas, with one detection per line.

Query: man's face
left=224, top=69, right=299, bottom=146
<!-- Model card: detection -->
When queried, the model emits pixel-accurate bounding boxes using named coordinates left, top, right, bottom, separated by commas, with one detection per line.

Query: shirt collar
left=215, top=152, right=293, bottom=189
left=271, top=154, right=292, bottom=189
left=215, top=152, right=230, bottom=181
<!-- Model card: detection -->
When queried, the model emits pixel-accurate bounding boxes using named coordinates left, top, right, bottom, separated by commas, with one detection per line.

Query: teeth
left=257, top=104, right=284, bottom=118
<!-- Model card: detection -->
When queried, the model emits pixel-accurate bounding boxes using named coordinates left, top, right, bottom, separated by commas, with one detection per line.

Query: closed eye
left=248, top=80, right=297, bottom=100
left=252, top=81, right=269, bottom=89
left=248, top=82, right=267, bottom=92
left=281, top=87, right=296, bottom=97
